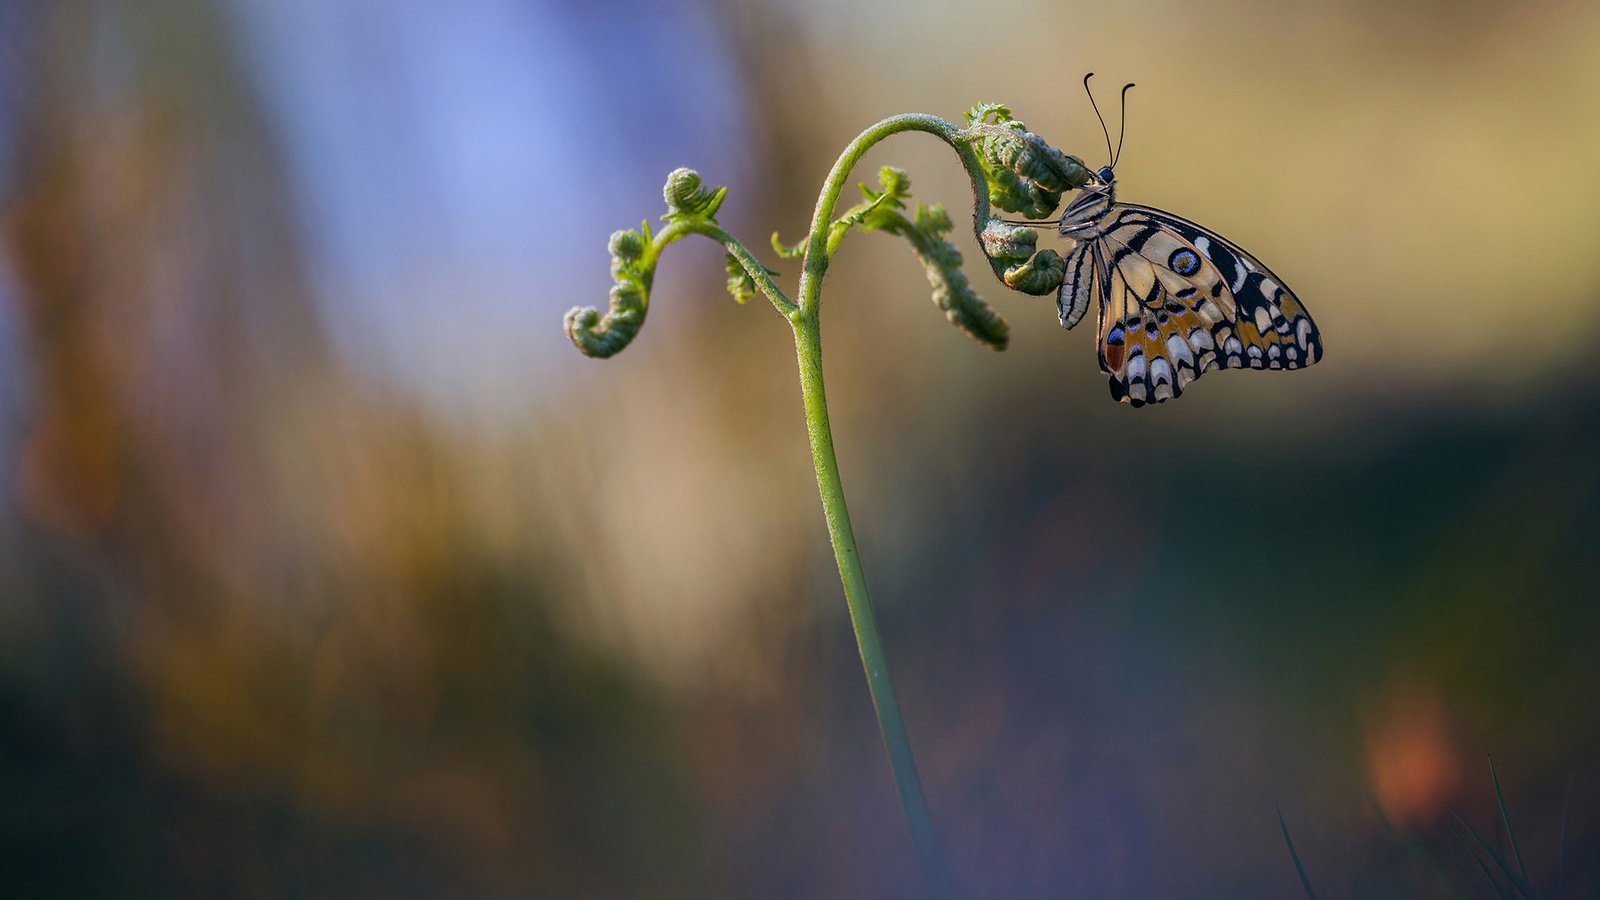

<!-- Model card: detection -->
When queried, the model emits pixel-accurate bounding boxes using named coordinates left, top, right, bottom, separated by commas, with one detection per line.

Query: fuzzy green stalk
left=783, top=114, right=999, bottom=888
left=567, top=108, right=1090, bottom=891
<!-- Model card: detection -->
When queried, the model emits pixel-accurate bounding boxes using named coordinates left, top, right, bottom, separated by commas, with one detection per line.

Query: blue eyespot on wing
left=1090, top=204, right=1322, bottom=407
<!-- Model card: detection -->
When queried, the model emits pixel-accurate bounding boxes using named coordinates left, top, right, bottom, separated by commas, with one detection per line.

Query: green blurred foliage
left=1, top=0, right=1597, bottom=897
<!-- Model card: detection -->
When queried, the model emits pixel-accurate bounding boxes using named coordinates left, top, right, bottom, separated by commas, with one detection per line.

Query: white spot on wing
left=1150, top=357, right=1172, bottom=385
left=1166, top=334, right=1194, bottom=368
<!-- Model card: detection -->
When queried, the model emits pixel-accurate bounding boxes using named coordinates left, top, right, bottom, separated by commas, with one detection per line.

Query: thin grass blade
left=1449, top=806, right=1543, bottom=900
left=1488, top=756, right=1531, bottom=885
left=1451, top=820, right=1516, bottom=900
left=1277, top=803, right=1320, bottom=900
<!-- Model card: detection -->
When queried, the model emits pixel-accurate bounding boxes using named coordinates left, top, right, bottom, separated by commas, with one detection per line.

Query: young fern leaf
left=564, top=227, right=652, bottom=359
left=904, top=201, right=1009, bottom=350
left=957, top=104, right=1087, bottom=299
left=771, top=233, right=806, bottom=260
left=565, top=169, right=793, bottom=358
left=570, top=109, right=1095, bottom=360
left=662, top=167, right=726, bottom=222
left=828, top=167, right=1008, bottom=349
left=964, top=103, right=1089, bottom=219
left=963, top=103, right=1019, bottom=128
left=978, top=220, right=1064, bottom=295
left=726, top=252, right=777, bottom=304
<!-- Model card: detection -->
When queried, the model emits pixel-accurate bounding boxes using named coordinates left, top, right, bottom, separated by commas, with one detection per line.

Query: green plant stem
left=784, top=113, right=986, bottom=889
left=653, top=219, right=795, bottom=315
left=799, top=115, right=990, bottom=297
left=792, top=314, right=944, bottom=883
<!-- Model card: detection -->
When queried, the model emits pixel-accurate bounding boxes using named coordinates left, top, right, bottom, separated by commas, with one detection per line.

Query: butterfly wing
left=1091, top=203, right=1322, bottom=407
left=1056, top=240, right=1098, bottom=330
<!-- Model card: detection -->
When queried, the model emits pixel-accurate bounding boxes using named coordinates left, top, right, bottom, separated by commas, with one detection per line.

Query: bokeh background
left=3, top=0, right=1598, bottom=897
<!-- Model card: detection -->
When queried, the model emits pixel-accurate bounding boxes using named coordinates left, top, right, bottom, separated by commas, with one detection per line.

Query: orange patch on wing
left=1104, top=337, right=1126, bottom=373
left=1235, top=316, right=1267, bottom=348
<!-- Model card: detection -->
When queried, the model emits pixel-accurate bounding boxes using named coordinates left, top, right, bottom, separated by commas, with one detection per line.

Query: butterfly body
left=1055, top=165, right=1322, bottom=407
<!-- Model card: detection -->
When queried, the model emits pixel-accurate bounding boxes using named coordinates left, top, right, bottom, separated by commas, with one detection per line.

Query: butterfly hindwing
left=1091, top=204, right=1322, bottom=407
left=1056, top=241, right=1097, bottom=330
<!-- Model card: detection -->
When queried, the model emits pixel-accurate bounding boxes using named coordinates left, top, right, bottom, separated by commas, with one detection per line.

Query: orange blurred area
left=1365, top=683, right=1463, bottom=827
left=1, top=1, right=1597, bottom=897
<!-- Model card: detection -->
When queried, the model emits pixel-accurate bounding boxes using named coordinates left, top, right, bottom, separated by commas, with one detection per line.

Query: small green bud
left=979, top=220, right=1064, bottom=295
left=609, top=228, right=646, bottom=263
left=1002, top=248, right=1064, bottom=295
left=609, top=229, right=646, bottom=280
left=564, top=281, right=648, bottom=359
left=663, top=167, right=700, bottom=207
left=662, top=167, right=726, bottom=221
left=565, top=306, right=600, bottom=333
left=979, top=220, right=1038, bottom=263
left=610, top=280, right=646, bottom=308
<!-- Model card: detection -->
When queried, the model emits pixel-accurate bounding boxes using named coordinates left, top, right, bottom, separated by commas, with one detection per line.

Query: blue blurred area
left=227, top=0, right=750, bottom=415
left=1, top=0, right=1597, bottom=897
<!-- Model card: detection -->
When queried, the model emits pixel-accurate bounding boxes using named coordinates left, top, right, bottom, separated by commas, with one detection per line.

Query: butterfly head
left=1060, top=168, right=1116, bottom=234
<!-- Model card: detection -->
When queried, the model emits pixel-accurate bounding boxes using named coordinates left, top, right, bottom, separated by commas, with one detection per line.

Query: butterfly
left=1053, top=76, right=1322, bottom=407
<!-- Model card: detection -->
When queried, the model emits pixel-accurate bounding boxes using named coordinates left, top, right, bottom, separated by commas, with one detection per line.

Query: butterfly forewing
left=1089, top=204, right=1322, bottom=407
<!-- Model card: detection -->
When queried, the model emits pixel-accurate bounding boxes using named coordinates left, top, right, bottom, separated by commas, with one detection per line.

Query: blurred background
left=2, top=0, right=1598, bottom=896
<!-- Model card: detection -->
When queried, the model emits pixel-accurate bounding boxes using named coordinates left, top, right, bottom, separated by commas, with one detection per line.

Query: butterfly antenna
left=1083, top=72, right=1114, bottom=167
left=1112, top=82, right=1135, bottom=168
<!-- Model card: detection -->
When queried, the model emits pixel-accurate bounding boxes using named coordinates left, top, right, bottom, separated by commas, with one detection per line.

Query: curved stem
left=788, top=114, right=985, bottom=891
left=797, top=114, right=991, bottom=318
left=792, top=314, right=947, bottom=888
left=651, top=219, right=797, bottom=316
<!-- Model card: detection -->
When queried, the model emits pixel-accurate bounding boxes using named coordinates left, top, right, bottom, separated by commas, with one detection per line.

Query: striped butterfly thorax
left=1054, top=77, right=1321, bottom=407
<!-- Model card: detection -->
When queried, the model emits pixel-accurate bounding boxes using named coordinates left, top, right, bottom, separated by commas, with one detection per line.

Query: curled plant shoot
left=563, top=107, right=1089, bottom=888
